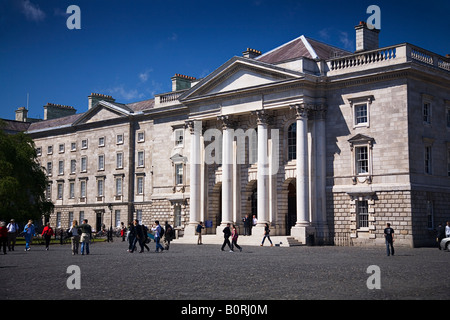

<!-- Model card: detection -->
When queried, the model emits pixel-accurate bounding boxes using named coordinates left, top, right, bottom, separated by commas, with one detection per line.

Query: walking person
left=436, top=223, right=446, bottom=250
left=6, top=219, right=19, bottom=251
left=41, top=222, right=54, bottom=251
left=23, top=220, right=35, bottom=251
left=151, top=220, right=165, bottom=252
left=69, top=220, right=80, bottom=255
left=221, top=223, right=233, bottom=252
left=384, top=223, right=395, bottom=256
left=79, top=219, right=92, bottom=255
left=120, top=222, right=127, bottom=242
left=0, top=221, right=8, bottom=254
left=127, top=221, right=136, bottom=252
left=131, top=220, right=145, bottom=253
left=261, top=223, right=273, bottom=246
left=196, top=221, right=204, bottom=245
left=164, top=221, right=174, bottom=250
left=141, top=223, right=150, bottom=252
left=231, top=224, right=242, bottom=252
left=446, top=221, right=450, bottom=238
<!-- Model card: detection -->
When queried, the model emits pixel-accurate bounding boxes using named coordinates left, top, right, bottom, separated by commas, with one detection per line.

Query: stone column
left=218, top=116, right=234, bottom=227
left=314, top=106, right=328, bottom=236
left=252, top=110, right=270, bottom=237
left=290, top=104, right=311, bottom=242
left=185, top=120, right=202, bottom=237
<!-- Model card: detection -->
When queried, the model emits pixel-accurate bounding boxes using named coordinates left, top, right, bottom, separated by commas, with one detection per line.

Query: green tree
left=0, top=120, right=54, bottom=223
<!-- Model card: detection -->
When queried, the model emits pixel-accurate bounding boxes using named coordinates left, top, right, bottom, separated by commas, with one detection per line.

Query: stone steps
left=172, top=234, right=304, bottom=247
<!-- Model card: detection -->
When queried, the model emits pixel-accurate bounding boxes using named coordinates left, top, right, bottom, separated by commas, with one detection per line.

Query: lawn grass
left=13, top=236, right=107, bottom=246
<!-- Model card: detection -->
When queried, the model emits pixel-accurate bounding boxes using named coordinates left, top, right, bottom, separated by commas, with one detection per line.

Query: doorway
left=286, top=182, right=296, bottom=235
left=96, top=211, right=103, bottom=233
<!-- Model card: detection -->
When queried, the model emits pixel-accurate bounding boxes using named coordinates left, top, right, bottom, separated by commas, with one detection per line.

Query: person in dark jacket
left=127, top=222, right=135, bottom=252
left=384, top=223, right=395, bottom=256
left=221, top=223, right=233, bottom=252
left=436, top=223, right=446, bottom=250
left=132, top=219, right=145, bottom=253
left=261, top=223, right=273, bottom=246
left=243, top=215, right=251, bottom=236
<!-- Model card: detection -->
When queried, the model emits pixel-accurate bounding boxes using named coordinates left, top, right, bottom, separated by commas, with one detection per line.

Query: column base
left=290, top=225, right=315, bottom=244
left=250, top=224, right=267, bottom=239
left=184, top=223, right=199, bottom=238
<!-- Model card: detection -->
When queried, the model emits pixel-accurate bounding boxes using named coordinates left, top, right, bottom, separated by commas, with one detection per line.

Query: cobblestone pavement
left=1, top=240, right=449, bottom=301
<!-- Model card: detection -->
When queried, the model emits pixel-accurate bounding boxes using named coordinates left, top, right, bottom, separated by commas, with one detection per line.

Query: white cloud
left=169, top=33, right=178, bottom=41
left=138, top=69, right=153, bottom=83
left=339, top=31, right=354, bottom=51
left=21, top=0, right=46, bottom=22
left=105, top=85, right=145, bottom=101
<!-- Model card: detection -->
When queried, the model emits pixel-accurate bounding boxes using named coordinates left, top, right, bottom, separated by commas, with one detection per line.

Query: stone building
left=24, top=22, right=450, bottom=246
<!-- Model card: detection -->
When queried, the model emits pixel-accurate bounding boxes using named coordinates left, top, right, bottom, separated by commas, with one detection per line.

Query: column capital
left=185, top=120, right=202, bottom=134
left=217, top=115, right=236, bottom=129
left=251, top=109, right=270, bottom=125
left=312, top=104, right=328, bottom=120
left=290, top=104, right=311, bottom=120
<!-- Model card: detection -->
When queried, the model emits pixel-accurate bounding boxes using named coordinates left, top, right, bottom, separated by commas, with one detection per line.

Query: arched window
left=287, top=122, right=296, bottom=160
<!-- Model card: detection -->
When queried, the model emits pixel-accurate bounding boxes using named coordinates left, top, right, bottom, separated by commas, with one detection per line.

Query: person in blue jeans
left=23, top=220, right=35, bottom=251
left=79, top=219, right=92, bottom=255
left=384, top=223, right=395, bottom=256
left=151, top=220, right=165, bottom=253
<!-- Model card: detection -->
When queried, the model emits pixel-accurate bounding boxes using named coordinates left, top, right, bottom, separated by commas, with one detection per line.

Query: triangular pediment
left=73, top=101, right=133, bottom=126
left=180, top=57, right=303, bottom=102
left=348, top=134, right=374, bottom=146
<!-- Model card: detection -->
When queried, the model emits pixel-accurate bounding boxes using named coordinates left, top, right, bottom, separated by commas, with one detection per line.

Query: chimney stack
left=44, top=103, right=77, bottom=120
left=243, top=48, right=262, bottom=59
left=88, top=93, right=115, bottom=110
left=171, top=74, right=196, bottom=92
left=15, top=107, right=28, bottom=122
left=355, top=21, right=380, bottom=52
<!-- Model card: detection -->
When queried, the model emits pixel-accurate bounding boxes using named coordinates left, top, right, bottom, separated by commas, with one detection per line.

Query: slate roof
left=1, top=119, right=32, bottom=134
left=27, top=113, right=83, bottom=132
left=257, top=35, right=351, bottom=64
left=126, top=98, right=155, bottom=112
left=26, top=98, right=156, bottom=133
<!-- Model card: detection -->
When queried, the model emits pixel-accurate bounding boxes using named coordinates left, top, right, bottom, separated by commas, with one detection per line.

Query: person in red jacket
left=0, top=221, right=8, bottom=254
left=42, top=222, right=54, bottom=251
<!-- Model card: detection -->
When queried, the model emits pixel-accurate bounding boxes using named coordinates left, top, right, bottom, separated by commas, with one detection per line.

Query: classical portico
left=177, top=49, right=332, bottom=242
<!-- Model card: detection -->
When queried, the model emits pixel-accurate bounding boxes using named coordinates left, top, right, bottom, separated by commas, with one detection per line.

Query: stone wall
left=327, top=190, right=414, bottom=247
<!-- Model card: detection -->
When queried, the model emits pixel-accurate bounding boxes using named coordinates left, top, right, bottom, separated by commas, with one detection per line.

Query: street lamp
left=107, top=203, right=113, bottom=242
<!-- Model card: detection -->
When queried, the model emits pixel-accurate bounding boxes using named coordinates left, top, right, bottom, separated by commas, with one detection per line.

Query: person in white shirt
left=7, top=219, right=19, bottom=251
left=68, top=220, right=80, bottom=255
left=446, top=221, right=450, bottom=238
left=151, top=220, right=165, bottom=253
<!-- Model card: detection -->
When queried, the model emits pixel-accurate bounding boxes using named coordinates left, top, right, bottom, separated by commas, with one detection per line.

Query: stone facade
left=22, top=23, right=450, bottom=247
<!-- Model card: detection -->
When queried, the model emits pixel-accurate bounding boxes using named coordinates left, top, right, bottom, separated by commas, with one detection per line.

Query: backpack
left=166, top=225, right=173, bottom=238
left=159, top=225, right=164, bottom=237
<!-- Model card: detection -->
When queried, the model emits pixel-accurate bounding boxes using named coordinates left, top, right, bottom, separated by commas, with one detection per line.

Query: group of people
left=1, top=218, right=449, bottom=256
left=0, top=218, right=93, bottom=255
left=218, top=221, right=274, bottom=252
left=125, top=220, right=174, bottom=253
left=242, top=214, right=258, bottom=236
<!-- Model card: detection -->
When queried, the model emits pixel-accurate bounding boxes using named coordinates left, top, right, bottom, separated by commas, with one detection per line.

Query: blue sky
left=1, top=0, right=449, bottom=121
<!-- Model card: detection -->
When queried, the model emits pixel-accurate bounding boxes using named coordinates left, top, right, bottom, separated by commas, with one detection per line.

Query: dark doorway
left=250, top=185, right=257, bottom=219
left=286, top=182, right=296, bottom=235
left=96, top=211, right=102, bottom=233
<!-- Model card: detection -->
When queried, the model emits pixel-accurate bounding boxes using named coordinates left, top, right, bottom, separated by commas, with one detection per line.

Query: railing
left=329, top=46, right=397, bottom=71
left=155, top=90, right=187, bottom=105
left=314, top=231, right=353, bottom=247
left=328, top=43, right=450, bottom=73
